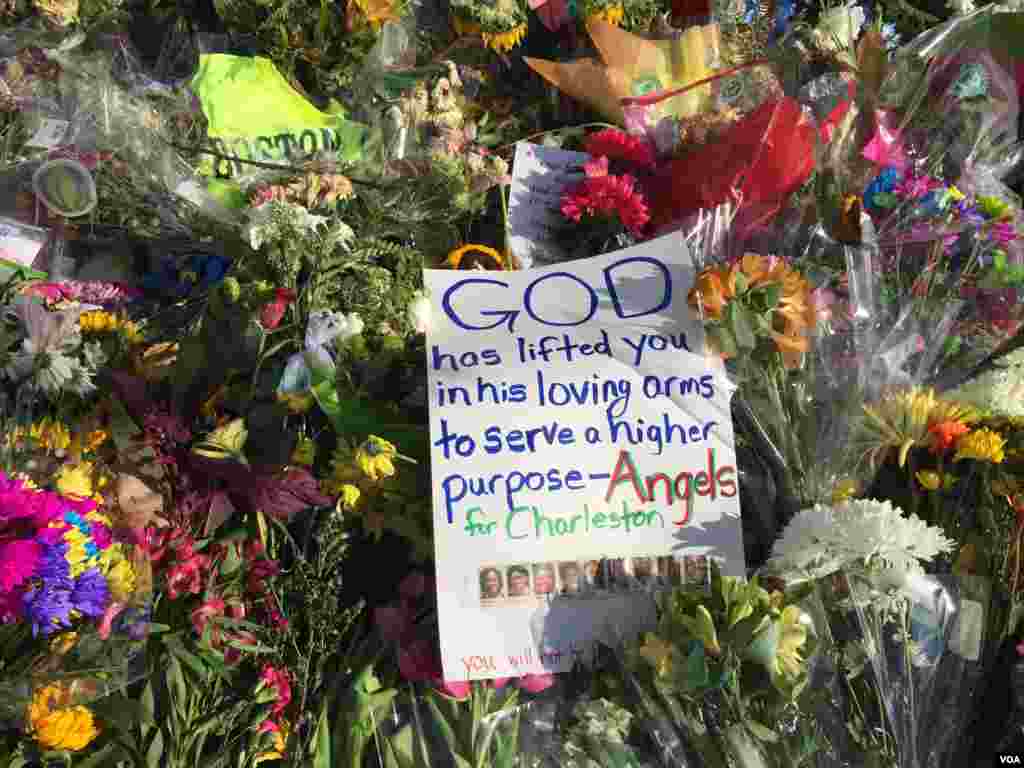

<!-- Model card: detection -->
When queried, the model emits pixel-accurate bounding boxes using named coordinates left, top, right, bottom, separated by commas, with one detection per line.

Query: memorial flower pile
left=3, top=0, right=1024, bottom=764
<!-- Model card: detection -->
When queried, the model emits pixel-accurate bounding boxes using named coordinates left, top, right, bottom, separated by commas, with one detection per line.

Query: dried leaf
left=115, top=473, right=167, bottom=529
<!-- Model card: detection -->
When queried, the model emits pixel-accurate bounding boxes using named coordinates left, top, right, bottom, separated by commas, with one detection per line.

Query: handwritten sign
left=425, top=234, right=745, bottom=681
left=508, top=142, right=587, bottom=269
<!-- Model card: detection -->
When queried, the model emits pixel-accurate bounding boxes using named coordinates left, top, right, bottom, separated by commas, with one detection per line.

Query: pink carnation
left=583, top=129, right=657, bottom=170
left=0, top=539, right=41, bottom=592
left=561, top=158, right=650, bottom=237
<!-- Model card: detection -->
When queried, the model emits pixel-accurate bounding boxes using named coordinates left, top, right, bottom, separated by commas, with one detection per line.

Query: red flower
left=928, top=420, right=970, bottom=455
left=260, top=289, right=296, bottom=330
left=166, top=552, right=211, bottom=599
left=191, top=596, right=226, bottom=640
left=560, top=157, right=650, bottom=237
left=583, top=129, right=656, bottom=170
left=247, top=557, right=280, bottom=595
left=260, top=664, right=293, bottom=719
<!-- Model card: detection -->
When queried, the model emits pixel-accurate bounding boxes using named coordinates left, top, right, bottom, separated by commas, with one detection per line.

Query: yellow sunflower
left=586, top=3, right=624, bottom=25
left=482, top=24, right=527, bottom=52
left=446, top=243, right=505, bottom=270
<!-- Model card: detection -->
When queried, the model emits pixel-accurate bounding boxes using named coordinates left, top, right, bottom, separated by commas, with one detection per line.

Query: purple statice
left=23, top=576, right=74, bottom=636
left=957, top=200, right=986, bottom=227
left=71, top=568, right=110, bottom=618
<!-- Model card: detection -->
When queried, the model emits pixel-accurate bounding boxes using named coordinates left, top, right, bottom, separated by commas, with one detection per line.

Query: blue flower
left=864, top=167, right=901, bottom=211
left=71, top=568, right=109, bottom=619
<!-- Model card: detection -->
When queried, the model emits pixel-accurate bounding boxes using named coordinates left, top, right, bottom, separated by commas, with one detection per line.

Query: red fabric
left=646, top=95, right=852, bottom=231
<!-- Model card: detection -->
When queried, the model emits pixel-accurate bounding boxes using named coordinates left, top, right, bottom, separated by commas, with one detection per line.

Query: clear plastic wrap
left=589, top=565, right=823, bottom=768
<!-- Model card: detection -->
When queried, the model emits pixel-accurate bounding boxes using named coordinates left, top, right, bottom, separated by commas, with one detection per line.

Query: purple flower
left=36, top=543, right=70, bottom=581
left=23, top=576, right=74, bottom=636
left=71, top=568, right=110, bottom=618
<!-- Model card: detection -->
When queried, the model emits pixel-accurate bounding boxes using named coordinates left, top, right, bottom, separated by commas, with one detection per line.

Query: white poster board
left=424, top=233, right=745, bottom=681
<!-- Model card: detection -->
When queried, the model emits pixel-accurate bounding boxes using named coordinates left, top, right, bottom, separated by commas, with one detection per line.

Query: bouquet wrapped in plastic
left=602, top=562, right=822, bottom=768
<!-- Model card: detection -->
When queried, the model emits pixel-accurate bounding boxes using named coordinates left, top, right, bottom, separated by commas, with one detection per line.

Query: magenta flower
left=0, top=539, right=41, bottom=592
left=437, top=680, right=471, bottom=700
left=895, top=175, right=942, bottom=199
left=989, top=221, right=1018, bottom=245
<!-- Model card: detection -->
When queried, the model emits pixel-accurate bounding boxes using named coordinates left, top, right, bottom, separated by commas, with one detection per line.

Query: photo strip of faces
left=479, top=555, right=719, bottom=604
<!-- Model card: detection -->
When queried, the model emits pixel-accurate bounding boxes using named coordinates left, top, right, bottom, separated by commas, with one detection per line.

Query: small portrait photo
left=631, top=556, right=657, bottom=587
left=583, top=559, right=606, bottom=590
left=479, top=566, right=504, bottom=601
left=507, top=565, right=532, bottom=597
left=558, top=561, right=583, bottom=595
left=683, top=555, right=709, bottom=589
left=660, top=556, right=682, bottom=587
left=533, top=563, right=556, bottom=596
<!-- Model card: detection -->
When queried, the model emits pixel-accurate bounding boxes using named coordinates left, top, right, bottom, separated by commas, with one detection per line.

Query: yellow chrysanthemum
left=55, top=462, right=99, bottom=501
left=587, top=3, right=624, bottom=25
left=955, top=428, right=1007, bottom=464
left=355, top=436, right=397, bottom=482
left=28, top=684, right=100, bottom=752
left=916, top=470, right=941, bottom=491
left=446, top=243, right=505, bottom=270
left=79, top=310, right=119, bottom=334
left=338, top=483, right=361, bottom=511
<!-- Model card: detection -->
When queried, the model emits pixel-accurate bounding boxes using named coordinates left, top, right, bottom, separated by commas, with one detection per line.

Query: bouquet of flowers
left=605, top=561, right=820, bottom=768
left=0, top=469, right=149, bottom=754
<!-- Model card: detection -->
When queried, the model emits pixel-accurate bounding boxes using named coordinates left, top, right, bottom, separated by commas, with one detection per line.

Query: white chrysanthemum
left=769, top=499, right=955, bottom=582
left=245, top=201, right=329, bottom=251
left=951, top=347, right=1024, bottom=418
left=407, top=292, right=431, bottom=334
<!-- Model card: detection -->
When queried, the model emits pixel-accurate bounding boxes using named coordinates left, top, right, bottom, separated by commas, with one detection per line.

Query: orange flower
left=770, top=330, right=808, bottom=369
left=739, top=253, right=771, bottom=285
left=928, top=420, right=970, bottom=454
left=688, top=268, right=730, bottom=319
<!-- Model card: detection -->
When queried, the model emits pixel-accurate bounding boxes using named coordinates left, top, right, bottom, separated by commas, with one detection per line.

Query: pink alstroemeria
left=862, top=111, right=908, bottom=171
